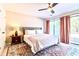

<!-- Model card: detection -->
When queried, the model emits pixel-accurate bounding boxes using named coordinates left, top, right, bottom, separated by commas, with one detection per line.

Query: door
left=0, top=7, right=6, bottom=55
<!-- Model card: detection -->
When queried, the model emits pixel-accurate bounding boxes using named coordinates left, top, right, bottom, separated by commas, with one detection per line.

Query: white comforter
left=24, top=34, right=58, bottom=53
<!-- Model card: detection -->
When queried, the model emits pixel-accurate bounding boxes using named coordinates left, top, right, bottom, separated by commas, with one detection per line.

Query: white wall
left=6, top=11, right=44, bottom=35
left=0, top=7, right=6, bottom=55
left=6, top=11, right=43, bottom=27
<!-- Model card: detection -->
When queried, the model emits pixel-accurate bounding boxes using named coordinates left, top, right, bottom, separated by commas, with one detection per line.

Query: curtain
left=60, top=17, right=65, bottom=43
left=60, top=16, right=70, bottom=44
left=65, top=16, right=70, bottom=44
left=45, top=20, right=50, bottom=34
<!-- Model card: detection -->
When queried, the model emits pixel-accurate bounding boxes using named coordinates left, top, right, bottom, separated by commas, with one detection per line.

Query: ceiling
left=1, top=3, right=79, bottom=18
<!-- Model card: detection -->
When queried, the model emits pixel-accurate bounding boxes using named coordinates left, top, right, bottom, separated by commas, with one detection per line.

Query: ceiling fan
left=38, top=3, right=58, bottom=13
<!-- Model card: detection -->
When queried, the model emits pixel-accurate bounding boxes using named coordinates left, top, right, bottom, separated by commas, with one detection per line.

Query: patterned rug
left=34, top=44, right=70, bottom=56
left=6, top=43, right=70, bottom=56
left=6, top=43, right=33, bottom=56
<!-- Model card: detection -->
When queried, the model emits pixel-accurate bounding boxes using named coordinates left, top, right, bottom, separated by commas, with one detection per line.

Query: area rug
left=6, top=43, right=33, bottom=56
left=34, top=44, right=72, bottom=56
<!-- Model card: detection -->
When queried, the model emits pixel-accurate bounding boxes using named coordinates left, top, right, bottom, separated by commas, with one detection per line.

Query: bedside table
left=11, top=36, right=22, bottom=45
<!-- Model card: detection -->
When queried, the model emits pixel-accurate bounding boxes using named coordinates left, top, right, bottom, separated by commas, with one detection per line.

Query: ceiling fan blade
left=38, top=8, right=48, bottom=11
left=52, top=3, right=58, bottom=7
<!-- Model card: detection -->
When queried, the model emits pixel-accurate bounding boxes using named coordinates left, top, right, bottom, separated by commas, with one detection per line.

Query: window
left=50, top=19, right=60, bottom=38
left=70, top=16, right=79, bottom=44
left=70, top=16, right=79, bottom=34
left=50, top=21, right=54, bottom=34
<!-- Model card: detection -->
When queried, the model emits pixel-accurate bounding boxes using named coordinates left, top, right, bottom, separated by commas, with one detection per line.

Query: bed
left=24, top=34, right=58, bottom=53
left=22, top=27, right=58, bottom=53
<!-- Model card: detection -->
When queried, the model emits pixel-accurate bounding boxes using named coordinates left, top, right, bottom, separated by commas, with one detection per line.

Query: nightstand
left=11, top=36, right=22, bottom=45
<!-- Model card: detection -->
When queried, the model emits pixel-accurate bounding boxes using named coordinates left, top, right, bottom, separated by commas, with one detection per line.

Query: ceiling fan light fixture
left=51, top=10, right=54, bottom=13
left=38, top=3, right=58, bottom=13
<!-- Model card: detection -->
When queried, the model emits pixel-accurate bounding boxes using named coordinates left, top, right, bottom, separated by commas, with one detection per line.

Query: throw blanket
left=24, top=34, right=58, bottom=53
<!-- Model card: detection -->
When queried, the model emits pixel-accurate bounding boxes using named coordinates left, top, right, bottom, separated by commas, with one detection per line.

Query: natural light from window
left=70, top=16, right=79, bottom=44
left=50, top=18, right=60, bottom=39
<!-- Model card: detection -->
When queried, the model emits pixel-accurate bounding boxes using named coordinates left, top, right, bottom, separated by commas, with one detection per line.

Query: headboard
left=21, top=27, right=42, bottom=35
left=22, top=27, right=42, bottom=30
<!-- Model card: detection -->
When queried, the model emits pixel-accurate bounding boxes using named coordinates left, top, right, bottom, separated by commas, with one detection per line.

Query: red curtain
left=60, top=17, right=65, bottom=43
left=66, top=16, right=70, bottom=44
left=45, top=20, right=50, bottom=34
left=60, top=16, right=70, bottom=44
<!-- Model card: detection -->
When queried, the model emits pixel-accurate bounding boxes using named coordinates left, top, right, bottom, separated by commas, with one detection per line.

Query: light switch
left=2, top=32, right=5, bottom=34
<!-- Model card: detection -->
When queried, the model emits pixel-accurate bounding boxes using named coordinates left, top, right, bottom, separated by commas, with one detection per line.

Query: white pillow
left=36, top=30, right=43, bottom=34
left=27, top=30, right=35, bottom=35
